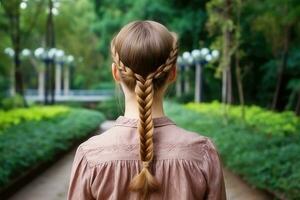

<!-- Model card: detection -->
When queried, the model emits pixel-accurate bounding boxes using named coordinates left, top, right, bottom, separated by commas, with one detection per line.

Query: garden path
left=8, top=121, right=272, bottom=200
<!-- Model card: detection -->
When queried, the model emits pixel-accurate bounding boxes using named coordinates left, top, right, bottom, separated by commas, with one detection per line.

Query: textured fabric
left=68, top=116, right=226, bottom=200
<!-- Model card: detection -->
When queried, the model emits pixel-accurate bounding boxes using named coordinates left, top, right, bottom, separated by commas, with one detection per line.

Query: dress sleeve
left=67, top=146, right=94, bottom=200
left=203, top=139, right=227, bottom=200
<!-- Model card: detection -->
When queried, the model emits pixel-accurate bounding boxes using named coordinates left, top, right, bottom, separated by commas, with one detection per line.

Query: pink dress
left=68, top=116, right=226, bottom=200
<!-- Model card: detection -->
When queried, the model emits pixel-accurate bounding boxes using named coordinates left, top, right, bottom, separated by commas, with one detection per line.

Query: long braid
left=129, top=73, right=158, bottom=200
left=111, top=36, right=178, bottom=200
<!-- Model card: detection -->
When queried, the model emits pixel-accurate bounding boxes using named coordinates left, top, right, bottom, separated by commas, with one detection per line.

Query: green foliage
left=55, top=0, right=104, bottom=89
left=96, top=97, right=124, bottom=120
left=165, top=101, right=300, bottom=200
left=0, top=94, right=25, bottom=110
left=0, top=105, right=70, bottom=131
left=186, top=101, right=300, bottom=136
left=1, top=0, right=300, bottom=113
left=171, top=92, right=194, bottom=104
left=0, top=0, right=104, bottom=90
left=92, top=0, right=208, bottom=84
left=0, top=107, right=105, bottom=188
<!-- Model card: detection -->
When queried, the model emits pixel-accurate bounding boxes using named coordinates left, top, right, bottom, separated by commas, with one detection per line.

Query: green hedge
left=165, top=101, right=300, bottom=200
left=0, top=106, right=70, bottom=131
left=186, top=101, right=300, bottom=136
left=0, top=107, right=105, bottom=188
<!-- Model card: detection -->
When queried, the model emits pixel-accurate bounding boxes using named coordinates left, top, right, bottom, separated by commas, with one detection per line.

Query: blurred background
left=0, top=0, right=299, bottom=200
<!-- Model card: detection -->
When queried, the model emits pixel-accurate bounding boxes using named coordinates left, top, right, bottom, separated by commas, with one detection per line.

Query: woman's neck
left=123, top=94, right=165, bottom=119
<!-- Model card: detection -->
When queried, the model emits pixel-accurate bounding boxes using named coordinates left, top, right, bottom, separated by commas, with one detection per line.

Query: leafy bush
left=1, top=94, right=25, bottom=110
left=165, top=101, right=300, bottom=200
left=0, top=106, right=70, bottom=131
left=96, top=97, right=124, bottom=120
left=0, top=107, right=105, bottom=188
left=171, top=92, right=194, bottom=104
left=186, top=101, right=300, bottom=136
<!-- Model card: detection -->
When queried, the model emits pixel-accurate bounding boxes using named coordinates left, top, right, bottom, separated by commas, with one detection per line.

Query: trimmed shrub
left=186, top=101, right=300, bottom=136
left=0, top=106, right=70, bottom=131
left=1, top=94, right=25, bottom=110
left=0, top=107, right=105, bottom=188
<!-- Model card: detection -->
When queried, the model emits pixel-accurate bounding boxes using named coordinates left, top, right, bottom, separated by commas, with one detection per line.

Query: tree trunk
left=296, top=90, right=300, bottom=116
left=234, top=0, right=244, bottom=119
left=221, top=0, right=233, bottom=122
left=222, top=67, right=227, bottom=103
left=2, top=2, right=24, bottom=98
left=227, top=66, right=233, bottom=104
left=271, top=26, right=291, bottom=110
left=235, top=53, right=245, bottom=119
left=11, top=2, right=27, bottom=107
left=45, top=0, right=56, bottom=104
left=222, top=0, right=233, bottom=105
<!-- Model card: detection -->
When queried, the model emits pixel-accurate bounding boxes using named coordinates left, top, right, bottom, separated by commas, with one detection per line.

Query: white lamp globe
left=182, top=51, right=191, bottom=61
left=205, top=54, right=213, bottom=62
left=211, top=50, right=220, bottom=58
left=182, top=51, right=193, bottom=66
left=21, top=49, right=31, bottom=57
left=191, top=49, right=201, bottom=62
left=4, top=47, right=15, bottom=57
left=34, top=48, right=45, bottom=59
left=48, top=48, right=57, bottom=59
left=200, top=48, right=209, bottom=56
left=177, top=56, right=183, bottom=66
left=187, top=55, right=194, bottom=65
left=67, top=55, right=74, bottom=63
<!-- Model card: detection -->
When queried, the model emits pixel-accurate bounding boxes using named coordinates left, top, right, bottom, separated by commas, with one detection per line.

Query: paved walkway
left=8, top=121, right=272, bottom=200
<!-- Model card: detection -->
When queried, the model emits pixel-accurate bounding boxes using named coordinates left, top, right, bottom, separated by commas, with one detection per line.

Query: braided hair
left=111, top=20, right=178, bottom=199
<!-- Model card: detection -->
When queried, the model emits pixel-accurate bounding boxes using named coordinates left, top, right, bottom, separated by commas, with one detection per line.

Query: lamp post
left=188, top=48, right=220, bottom=103
left=176, top=56, right=184, bottom=97
left=191, top=48, right=210, bottom=102
left=64, top=55, right=74, bottom=96
left=46, top=0, right=60, bottom=104
left=182, top=51, right=194, bottom=94
left=191, top=49, right=202, bottom=103
left=34, top=48, right=45, bottom=100
left=54, top=49, right=64, bottom=96
left=34, top=47, right=57, bottom=104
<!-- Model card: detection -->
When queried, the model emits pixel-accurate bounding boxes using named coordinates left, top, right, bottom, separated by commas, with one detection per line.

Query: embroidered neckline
left=114, top=115, right=176, bottom=128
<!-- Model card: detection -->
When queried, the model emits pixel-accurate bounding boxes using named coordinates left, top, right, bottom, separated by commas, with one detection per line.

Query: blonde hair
left=111, top=20, right=178, bottom=199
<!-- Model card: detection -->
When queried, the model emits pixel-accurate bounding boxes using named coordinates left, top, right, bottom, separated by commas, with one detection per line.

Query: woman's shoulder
left=159, top=123, right=217, bottom=150
left=157, top=124, right=220, bottom=160
left=74, top=126, right=140, bottom=165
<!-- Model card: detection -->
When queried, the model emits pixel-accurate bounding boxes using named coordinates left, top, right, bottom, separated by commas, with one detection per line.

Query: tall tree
left=0, top=0, right=45, bottom=105
left=252, top=0, right=300, bottom=111
left=0, top=0, right=25, bottom=103
left=234, top=0, right=245, bottom=119
left=206, top=0, right=236, bottom=121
